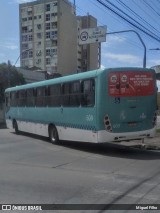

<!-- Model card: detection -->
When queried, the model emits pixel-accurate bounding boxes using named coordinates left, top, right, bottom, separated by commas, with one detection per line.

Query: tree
left=0, top=62, right=26, bottom=104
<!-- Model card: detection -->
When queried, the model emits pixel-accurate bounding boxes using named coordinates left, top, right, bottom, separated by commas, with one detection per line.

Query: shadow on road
left=61, top=140, right=160, bottom=161
left=12, top=131, right=160, bottom=161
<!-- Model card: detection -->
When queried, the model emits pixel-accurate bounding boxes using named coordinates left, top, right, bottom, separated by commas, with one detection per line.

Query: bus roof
left=5, top=68, right=102, bottom=92
left=5, top=67, right=154, bottom=93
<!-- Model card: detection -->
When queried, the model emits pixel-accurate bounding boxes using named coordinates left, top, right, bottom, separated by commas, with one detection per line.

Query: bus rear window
left=108, top=71, right=154, bottom=97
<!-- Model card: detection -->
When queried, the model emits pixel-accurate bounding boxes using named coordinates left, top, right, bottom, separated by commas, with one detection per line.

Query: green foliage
left=0, top=62, right=26, bottom=103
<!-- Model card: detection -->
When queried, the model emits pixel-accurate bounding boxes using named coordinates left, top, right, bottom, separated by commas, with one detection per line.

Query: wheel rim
left=51, top=128, right=56, bottom=142
left=49, top=126, right=58, bottom=143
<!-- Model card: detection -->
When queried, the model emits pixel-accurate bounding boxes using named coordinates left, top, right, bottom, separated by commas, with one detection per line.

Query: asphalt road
left=0, top=129, right=160, bottom=213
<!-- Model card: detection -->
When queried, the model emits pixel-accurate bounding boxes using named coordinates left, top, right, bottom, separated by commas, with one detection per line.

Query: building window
left=29, top=50, right=33, bottom=58
left=51, top=13, right=57, bottom=17
left=46, top=4, right=50, bottom=11
left=22, top=26, right=28, bottom=33
left=37, top=33, right=42, bottom=39
left=22, top=35, right=28, bottom=42
left=37, top=41, right=41, bottom=47
left=46, top=49, right=50, bottom=56
left=22, top=51, right=28, bottom=59
left=46, top=32, right=50, bottom=39
left=52, top=40, right=57, bottom=46
left=46, top=58, right=51, bottom=65
left=50, top=48, right=57, bottom=56
left=22, top=18, right=27, bottom=22
left=39, top=15, right=41, bottom=19
left=46, top=23, right=50, bottom=30
left=51, top=22, right=57, bottom=29
left=50, top=31, right=57, bottom=39
left=28, top=11, right=32, bottom=16
left=28, top=16, right=32, bottom=21
left=28, top=35, right=32, bottom=41
left=22, top=43, right=28, bottom=50
left=46, top=14, right=50, bottom=21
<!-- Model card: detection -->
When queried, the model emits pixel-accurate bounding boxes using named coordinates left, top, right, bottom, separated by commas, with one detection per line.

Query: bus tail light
left=152, top=111, right=157, bottom=127
left=104, top=115, right=112, bottom=132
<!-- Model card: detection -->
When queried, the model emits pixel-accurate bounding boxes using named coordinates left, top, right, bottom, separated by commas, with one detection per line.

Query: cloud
left=103, top=35, right=126, bottom=48
left=0, top=42, right=18, bottom=50
left=100, top=64, right=106, bottom=69
left=103, top=52, right=141, bottom=65
left=10, top=0, right=33, bottom=4
left=148, top=59, right=160, bottom=67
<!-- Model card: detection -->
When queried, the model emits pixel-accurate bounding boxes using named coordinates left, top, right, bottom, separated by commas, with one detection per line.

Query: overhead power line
left=142, top=0, right=160, bottom=17
left=96, top=0, right=160, bottom=42
left=116, top=0, right=160, bottom=35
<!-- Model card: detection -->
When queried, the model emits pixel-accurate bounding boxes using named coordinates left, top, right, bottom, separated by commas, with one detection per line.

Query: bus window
left=26, top=89, right=35, bottom=107
left=81, top=79, right=95, bottom=107
left=10, top=91, right=18, bottom=107
left=36, top=87, right=46, bottom=107
left=18, top=90, right=26, bottom=107
left=48, top=84, right=61, bottom=107
left=70, top=81, right=81, bottom=107
left=62, top=83, right=70, bottom=106
left=5, top=92, right=10, bottom=108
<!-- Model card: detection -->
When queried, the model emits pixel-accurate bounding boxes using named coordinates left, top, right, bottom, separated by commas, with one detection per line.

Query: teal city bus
left=5, top=67, right=157, bottom=144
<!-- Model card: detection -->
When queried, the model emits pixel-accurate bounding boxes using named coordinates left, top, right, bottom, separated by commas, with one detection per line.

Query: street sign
left=79, top=26, right=107, bottom=45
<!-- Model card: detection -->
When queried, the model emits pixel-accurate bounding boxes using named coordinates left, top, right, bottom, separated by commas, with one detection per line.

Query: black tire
left=13, top=120, right=19, bottom=134
left=49, top=125, right=59, bottom=144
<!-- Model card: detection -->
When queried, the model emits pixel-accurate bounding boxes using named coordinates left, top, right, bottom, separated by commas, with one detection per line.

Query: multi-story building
left=19, top=0, right=101, bottom=76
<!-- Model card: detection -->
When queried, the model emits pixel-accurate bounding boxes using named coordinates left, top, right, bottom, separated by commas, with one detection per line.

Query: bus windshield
left=109, top=71, right=154, bottom=97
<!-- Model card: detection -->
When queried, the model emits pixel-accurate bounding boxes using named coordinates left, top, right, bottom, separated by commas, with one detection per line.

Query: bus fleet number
left=86, top=114, right=94, bottom=122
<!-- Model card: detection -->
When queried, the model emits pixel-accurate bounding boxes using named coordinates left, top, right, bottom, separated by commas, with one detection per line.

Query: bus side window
left=5, top=92, right=10, bottom=108
left=26, top=89, right=35, bottom=107
left=10, top=92, right=18, bottom=107
left=70, top=81, right=81, bottom=107
left=81, top=79, right=95, bottom=107
left=48, top=84, right=61, bottom=107
left=18, top=90, right=26, bottom=107
left=62, top=83, right=70, bottom=106
left=36, top=87, right=46, bottom=107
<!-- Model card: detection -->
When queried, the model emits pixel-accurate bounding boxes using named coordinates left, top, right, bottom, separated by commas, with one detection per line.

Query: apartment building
left=19, top=0, right=100, bottom=76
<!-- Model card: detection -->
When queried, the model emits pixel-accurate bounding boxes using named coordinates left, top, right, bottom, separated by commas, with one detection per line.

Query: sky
left=0, top=0, right=160, bottom=69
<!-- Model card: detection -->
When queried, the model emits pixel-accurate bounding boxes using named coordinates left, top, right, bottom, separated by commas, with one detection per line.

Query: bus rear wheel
left=49, top=125, right=59, bottom=144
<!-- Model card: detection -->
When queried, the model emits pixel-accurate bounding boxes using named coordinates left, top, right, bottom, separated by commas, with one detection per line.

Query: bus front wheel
left=49, top=125, right=59, bottom=144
